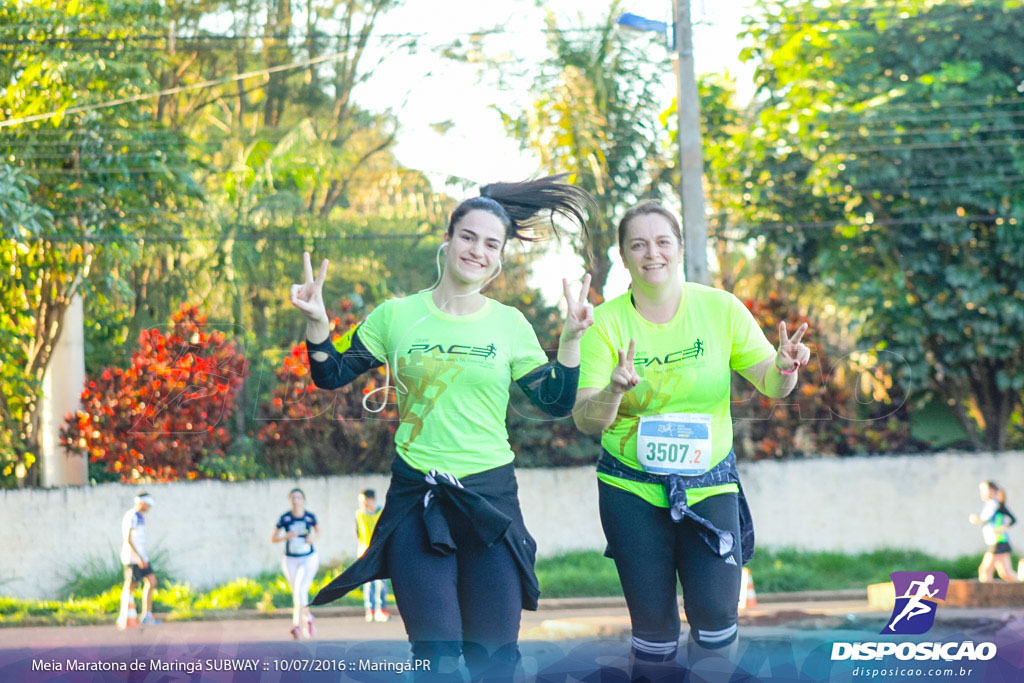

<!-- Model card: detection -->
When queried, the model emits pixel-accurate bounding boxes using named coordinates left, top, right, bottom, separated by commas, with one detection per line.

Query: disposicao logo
left=882, top=571, right=949, bottom=635
left=830, top=570, right=997, bottom=663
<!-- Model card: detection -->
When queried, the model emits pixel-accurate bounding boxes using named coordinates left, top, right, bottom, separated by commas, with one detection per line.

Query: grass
left=746, top=549, right=983, bottom=593
left=535, top=548, right=989, bottom=598
left=535, top=551, right=623, bottom=598
left=2, top=559, right=372, bottom=627
left=1, top=548, right=995, bottom=626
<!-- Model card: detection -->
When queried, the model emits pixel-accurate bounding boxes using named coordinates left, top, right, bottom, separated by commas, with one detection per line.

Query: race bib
left=287, top=521, right=311, bottom=555
left=636, top=413, right=713, bottom=476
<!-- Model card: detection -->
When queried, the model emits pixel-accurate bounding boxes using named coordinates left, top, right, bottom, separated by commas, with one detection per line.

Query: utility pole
left=673, top=0, right=710, bottom=285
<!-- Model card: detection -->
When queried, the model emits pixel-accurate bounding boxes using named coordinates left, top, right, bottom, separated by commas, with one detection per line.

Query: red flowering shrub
left=256, top=303, right=400, bottom=475
left=61, top=304, right=248, bottom=481
left=731, top=292, right=919, bottom=459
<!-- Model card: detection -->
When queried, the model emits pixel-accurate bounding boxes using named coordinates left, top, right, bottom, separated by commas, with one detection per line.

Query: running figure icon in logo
left=883, top=571, right=950, bottom=635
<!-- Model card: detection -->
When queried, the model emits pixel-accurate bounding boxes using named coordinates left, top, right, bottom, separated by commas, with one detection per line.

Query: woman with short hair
left=573, top=201, right=811, bottom=679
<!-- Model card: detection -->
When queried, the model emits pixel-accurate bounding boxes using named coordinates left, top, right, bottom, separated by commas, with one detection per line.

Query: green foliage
left=0, top=0, right=199, bottom=485
left=193, top=578, right=265, bottom=611
left=1, top=0, right=439, bottom=484
left=57, top=552, right=123, bottom=600
left=535, top=551, right=623, bottom=598
left=197, top=451, right=273, bottom=482
left=732, top=0, right=1024, bottom=450
left=57, top=547, right=175, bottom=599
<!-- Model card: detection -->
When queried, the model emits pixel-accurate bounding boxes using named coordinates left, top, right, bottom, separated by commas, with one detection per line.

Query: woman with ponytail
left=290, top=176, right=593, bottom=680
left=970, top=481, right=1019, bottom=583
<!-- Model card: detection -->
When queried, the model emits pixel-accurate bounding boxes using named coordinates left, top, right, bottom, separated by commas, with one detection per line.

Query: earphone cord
left=361, top=243, right=503, bottom=414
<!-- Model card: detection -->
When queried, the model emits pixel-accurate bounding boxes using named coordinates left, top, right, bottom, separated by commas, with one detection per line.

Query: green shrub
left=194, top=578, right=264, bottom=611
left=59, top=548, right=176, bottom=599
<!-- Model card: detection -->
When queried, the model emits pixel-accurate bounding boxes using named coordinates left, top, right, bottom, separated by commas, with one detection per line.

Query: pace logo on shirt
left=406, top=342, right=498, bottom=360
left=634, top=339, right=707, bottom=369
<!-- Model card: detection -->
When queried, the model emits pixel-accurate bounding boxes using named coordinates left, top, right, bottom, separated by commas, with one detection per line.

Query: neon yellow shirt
left=352, top=291, right=549, bottom=477
left=355, top=507, right=381, bottom=556
left=579, top=284, right=775, bottom=508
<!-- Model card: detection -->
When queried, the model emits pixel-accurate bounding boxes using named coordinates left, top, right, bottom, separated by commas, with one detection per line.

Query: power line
left=19, top=231, right=434, bottom=243
left=17, top=212, right=1015, bottom=245
left=0, top=48, right=360, bottom=130
left=724, top=213, right=1013, bottom=233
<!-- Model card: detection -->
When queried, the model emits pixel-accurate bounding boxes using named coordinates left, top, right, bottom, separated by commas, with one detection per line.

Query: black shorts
left=988, top=541, right=1012, bottom=555
left=125, top=564, right=155, bottom=583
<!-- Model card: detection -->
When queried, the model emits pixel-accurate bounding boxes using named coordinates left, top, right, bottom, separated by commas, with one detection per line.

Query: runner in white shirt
left=118, top=492, right=158, bottom=627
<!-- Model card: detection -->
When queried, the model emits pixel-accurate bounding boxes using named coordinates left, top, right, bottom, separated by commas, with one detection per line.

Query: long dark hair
left=446, top=174, right=593, bottom=243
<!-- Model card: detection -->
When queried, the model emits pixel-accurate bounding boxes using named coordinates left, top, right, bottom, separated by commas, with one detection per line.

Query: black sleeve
left=514, top=361, right=580, bottom=417
left=1003, top=505, right=1017, bottom=526
left=306, top=330, right=384, bottom=390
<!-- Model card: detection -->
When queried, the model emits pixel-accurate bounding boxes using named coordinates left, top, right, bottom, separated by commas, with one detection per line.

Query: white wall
left=2, top=450, right=1021, bottom=599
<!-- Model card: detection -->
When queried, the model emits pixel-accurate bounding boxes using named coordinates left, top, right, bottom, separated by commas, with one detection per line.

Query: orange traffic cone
left=118, top=599, right=139, bottom=629
left=738, top=568, right=758, bottom=609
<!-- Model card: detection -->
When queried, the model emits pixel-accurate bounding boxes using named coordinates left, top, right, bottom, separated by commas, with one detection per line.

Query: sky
left=351, top=0, right=760, bottom=301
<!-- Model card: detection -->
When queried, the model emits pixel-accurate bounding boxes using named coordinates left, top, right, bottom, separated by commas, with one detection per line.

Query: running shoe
left=139, top=613, right=160, bottom=625
left=290, top=625, right=301, bottom=639
left=365, top=609, right=374, bottom=622
left=305, top=614, right=316, bottom=638
left=373, top=608, right=390, bottom=623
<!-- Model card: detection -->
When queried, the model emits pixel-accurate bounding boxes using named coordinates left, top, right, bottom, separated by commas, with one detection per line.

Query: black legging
left=386, top=502, right=523, bottom=681
left=599, top=481, right=742, bottom=651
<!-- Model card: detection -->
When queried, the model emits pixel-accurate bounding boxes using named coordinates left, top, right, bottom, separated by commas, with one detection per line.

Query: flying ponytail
left=447, top=174, right=594, bottom=242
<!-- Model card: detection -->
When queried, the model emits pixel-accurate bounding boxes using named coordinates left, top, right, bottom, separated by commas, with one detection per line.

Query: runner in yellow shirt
left=573, top=201, right=812, bottom=680
left=354, top=489, right=389, bottom=622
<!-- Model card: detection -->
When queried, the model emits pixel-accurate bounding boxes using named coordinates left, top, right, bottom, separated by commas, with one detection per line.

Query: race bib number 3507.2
left=636, top=413, right=713, bottom=476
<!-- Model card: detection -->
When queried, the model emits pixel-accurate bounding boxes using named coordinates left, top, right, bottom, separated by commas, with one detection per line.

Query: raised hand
left=561, top=273, right=594, bottom=341
left=290, top=252, right=329, bottom=323
left=609, top=338, right=641, bottom=395
left=776, top=321, right=811, bottom=374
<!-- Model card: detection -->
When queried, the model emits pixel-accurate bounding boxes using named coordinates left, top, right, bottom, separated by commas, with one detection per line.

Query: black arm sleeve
left=514, top=361, right=580, bottom=417
left=306, top=330, right=384, bottom=390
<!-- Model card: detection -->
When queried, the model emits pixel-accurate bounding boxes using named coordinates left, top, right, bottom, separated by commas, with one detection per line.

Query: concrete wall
left=2, top=450, right=1021, bottom=599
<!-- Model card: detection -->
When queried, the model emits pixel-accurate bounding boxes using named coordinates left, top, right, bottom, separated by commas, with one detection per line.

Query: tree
left=735, top=0, right=1024, bottom=449
left=499, top=2, right=674, bottom=296
left=61, top=305, right=248, bottom=481
left=0, top=0, right=198, bottom=485
left=0, top=166, right=54, bottom=483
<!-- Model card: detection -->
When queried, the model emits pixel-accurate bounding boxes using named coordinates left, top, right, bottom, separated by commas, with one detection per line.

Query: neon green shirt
left=352, top=291, right=549, bottom=477
left=355, top=507, right=381, bottom=555
left=579, top=284, right=775, bottom=508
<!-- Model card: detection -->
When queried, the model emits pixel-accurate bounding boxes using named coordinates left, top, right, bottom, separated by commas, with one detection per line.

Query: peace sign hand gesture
left=776, top=321, right=811, bottom=375
left=560, top=273, right=594, bottom=341
left=609, top=339, right=641, bottom=395
left=290, top=252, right=330, bottom=324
